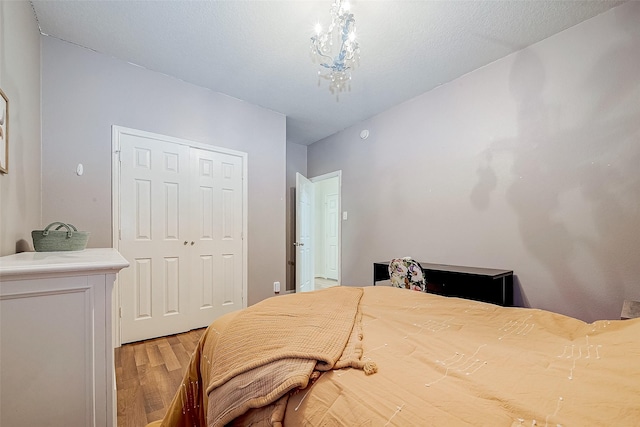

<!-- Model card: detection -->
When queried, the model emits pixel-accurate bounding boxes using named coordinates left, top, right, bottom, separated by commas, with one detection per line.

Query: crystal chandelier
left=310, top=0, right=360, bottom=94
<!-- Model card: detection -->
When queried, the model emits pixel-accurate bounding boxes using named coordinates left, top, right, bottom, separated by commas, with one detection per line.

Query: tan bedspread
left=153, top=286, right=640, bottom=427
left=286, top=287, right=640, bottom=426
left=155, top=286, right=374, bottom=427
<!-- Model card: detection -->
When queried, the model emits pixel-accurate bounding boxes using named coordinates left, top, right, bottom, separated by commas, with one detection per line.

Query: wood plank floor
left=115, top=328, right=206, bottom=427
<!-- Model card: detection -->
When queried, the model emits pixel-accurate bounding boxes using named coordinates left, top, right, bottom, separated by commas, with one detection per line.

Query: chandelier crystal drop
left=310, top=0, right=360, bottom=94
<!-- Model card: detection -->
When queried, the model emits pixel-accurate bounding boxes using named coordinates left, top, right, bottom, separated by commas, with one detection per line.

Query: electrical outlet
left=274, top=281, right=281, bottom=293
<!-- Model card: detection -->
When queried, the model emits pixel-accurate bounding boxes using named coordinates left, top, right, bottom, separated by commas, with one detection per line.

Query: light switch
left=342, top=211, right=348, bottom=220
left=76, top=163, right=84, bottom=176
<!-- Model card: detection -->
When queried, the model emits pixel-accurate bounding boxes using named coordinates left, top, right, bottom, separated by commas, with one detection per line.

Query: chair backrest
left=388, top=257, right=426, bottom=292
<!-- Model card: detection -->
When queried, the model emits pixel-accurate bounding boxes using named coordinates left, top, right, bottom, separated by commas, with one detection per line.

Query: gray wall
left=41, top=37, right=287, bottom=305
left=0, top=2, right=42, bottom=256
left=308, top=2, right=640, bottom=322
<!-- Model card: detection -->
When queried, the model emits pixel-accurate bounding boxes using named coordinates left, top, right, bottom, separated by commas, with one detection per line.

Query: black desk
left=373, top=261, right=513, bottom=306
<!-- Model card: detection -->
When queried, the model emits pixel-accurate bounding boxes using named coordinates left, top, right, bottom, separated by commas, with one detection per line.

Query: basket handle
left=55, top=223, right=78, bottom=232
left=42, top=222, right=73, bottom=238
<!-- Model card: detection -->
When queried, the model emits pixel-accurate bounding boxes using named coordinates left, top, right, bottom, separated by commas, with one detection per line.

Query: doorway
left=295, top=171, right=341, bottom=293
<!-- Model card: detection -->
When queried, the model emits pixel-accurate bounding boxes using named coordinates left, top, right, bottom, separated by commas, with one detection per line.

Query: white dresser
left=0, top=249, right=129, bottom=427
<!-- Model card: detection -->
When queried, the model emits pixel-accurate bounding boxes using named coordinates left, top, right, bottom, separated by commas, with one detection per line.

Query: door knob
left=293, top=242, right=304, bottom=247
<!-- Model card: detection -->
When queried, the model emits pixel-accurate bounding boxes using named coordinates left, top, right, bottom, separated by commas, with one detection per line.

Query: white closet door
left=116, top=127, right=247, bottom=344
left=119, top=133, right=191, bottom=343
left=189, top=148, right=244, bottom=329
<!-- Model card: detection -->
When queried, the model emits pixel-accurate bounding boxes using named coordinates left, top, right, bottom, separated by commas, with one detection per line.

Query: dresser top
left=0, top=248, right=129, bottom=280
left=376, top=261, right=512, bottom=277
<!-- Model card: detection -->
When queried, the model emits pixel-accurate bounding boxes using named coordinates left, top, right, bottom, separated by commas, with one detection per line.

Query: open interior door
left=295, top=173, right=315, bottom=292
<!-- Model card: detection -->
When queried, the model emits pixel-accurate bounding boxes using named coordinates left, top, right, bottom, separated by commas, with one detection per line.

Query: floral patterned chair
left=388, top=257, right=427, bottom=292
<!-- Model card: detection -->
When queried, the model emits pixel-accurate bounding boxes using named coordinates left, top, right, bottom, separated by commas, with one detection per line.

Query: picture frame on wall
left=0, top=88, right=8, bottom=174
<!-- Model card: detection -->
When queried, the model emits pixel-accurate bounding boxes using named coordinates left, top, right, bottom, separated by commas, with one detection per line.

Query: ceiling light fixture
left=311, top=0, right=360, bottom=95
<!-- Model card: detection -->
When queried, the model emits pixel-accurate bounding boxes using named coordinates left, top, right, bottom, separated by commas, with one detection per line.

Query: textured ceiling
left=31, top=0, right=623, bottom=145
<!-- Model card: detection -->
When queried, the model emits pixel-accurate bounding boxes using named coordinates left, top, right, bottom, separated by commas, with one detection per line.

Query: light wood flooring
left=115, top=328, right=206, bottom=427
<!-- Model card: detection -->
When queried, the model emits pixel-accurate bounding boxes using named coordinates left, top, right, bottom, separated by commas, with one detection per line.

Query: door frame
left=310, top=171, right=342, bottom=287
left=294, top=170, right=342, bottom=292
left=111, top=125, right=248, bottom=347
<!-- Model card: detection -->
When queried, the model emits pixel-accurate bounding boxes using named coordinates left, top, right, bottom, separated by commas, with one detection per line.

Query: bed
left=148, top=286, right=640, bottom=426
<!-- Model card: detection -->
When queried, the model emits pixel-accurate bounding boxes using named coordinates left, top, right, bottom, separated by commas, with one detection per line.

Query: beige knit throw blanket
left=205, top=286, right=376, bottom=427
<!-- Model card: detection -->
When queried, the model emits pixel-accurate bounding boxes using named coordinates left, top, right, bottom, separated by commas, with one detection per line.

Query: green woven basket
left=32, top=222, right=90, bottom=252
